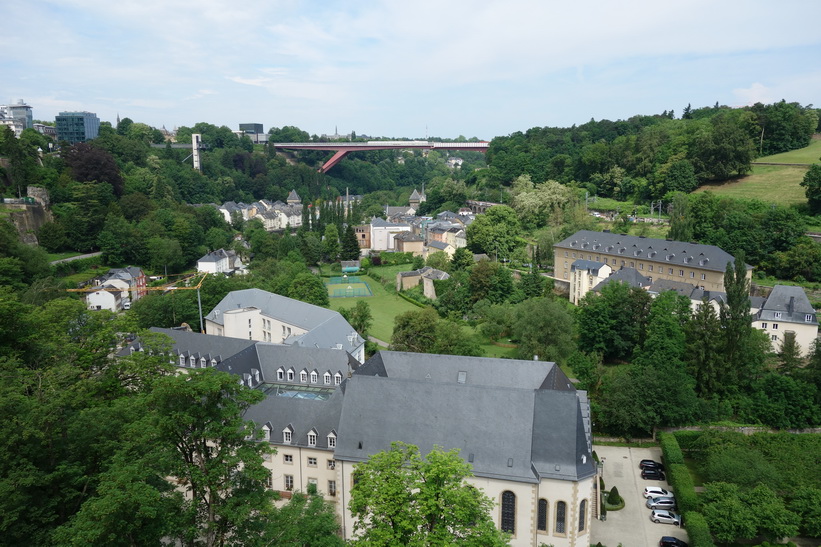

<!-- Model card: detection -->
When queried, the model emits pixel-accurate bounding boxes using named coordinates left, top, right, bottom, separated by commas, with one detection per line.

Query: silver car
left=650, top=510, right=681, bottom=526
left=646, top=496, right=677, bottom=510
left=643, top=486, right=673, bottom=499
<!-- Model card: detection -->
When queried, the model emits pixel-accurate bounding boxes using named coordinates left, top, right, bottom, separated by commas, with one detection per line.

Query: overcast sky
left=3, top=0, right=820, bottom=140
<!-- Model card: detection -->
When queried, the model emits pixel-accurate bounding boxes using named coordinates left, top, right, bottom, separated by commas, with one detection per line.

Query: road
left=50, top=251, right=102, bottom=265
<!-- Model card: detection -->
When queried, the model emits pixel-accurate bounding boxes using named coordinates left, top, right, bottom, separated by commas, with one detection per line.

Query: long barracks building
left=553, top=230, right=751, bottom=295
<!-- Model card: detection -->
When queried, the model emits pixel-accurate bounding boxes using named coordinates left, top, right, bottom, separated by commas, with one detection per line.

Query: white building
left=204, top=288, right=365, bottom=363
left=753, top=285, right=818, bottom=357
left=197, top=248, right=244, bottom=274
left=370, top=218, right=411, bottom=252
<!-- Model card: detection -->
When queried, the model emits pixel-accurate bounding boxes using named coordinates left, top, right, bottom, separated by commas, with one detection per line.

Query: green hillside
left=694, top=136, right=820, bottom=205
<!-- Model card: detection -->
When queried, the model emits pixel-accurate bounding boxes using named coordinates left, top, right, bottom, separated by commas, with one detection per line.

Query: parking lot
left=590, top=445, right=690, bottom=547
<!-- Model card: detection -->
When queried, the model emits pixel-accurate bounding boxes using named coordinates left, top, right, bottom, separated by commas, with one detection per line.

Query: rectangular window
left=761, top=323, right=768, bottom=329
left=630, top=261, right=634, bottom=268
left=308, top=433, right=317, bottom=446
left=283, top=431, right=292, bottom=443
left=774, top=312, right=782, bottom=319
left=284, top=454, right=293, bottom=464
left=284, top=475, right=294, bottom=491
left=772, top=324, right=778, bottom=330
left=701, top=273, right=706, bottom=280
left=572, top=253, right=576, bottom=258
left=327, top=459, right=336, bottom=470
left=265, top=472, right=273, bottom=489
left=690, top=272, right=695, bottom=278
left=649, top=265, right=654, bottom=272
left=639, top=263, right=643, bottom=270
left=807, top=314, right=814, bottom=322
left=771, top=335, right=778, bottom=341
left=668, top=268, right=673, bottom=275
left=308, top=457, right=317, bottom=467
left=679, top=269, right=684, bottom=276
left=328, top=480, right=337, bottom=497
left=564, top=251, right=568, bottom=257
left=612, top=259, right=616, bottom=265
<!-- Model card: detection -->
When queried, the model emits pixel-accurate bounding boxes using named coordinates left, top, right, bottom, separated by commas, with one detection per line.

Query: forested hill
left=483, top=101, right=819, bottom=200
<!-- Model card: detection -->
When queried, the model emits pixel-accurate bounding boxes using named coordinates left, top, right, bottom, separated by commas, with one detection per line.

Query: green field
left=693, top=137, right=820, bottom=205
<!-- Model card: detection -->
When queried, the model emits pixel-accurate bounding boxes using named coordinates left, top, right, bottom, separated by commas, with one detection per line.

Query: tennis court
left=326, top=279, right=374, bottom=298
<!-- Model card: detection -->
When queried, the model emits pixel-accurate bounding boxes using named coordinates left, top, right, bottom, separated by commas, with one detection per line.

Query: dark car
left=642, top=468, right=666, bottom=481
left=640, top=459, right=665, bottom=472
left=660, top=537, right=688, bottom=547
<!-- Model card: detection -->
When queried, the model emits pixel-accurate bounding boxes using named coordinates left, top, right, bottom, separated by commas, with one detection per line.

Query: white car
left=644, top=487, right=673, bottom=499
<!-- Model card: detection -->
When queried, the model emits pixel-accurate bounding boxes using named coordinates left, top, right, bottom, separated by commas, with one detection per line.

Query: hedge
left=659, top=431, right=685, bottom=465
left=397, top=292, right=425, bottom=308
left=682, top=511, right=715, bottom=547
left=375, top=252, right=414, bottom=266
left=668, top=463, right=699, bottom=513
left=672, top=430, right=705, bottom=451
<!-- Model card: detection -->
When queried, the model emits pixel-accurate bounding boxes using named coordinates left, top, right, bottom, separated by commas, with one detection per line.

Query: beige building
left=241, top=351, right=597, bottom=547
left=569, top=260, right=612, bottom=305
left=753, top=285, right=818, bottom=357
left=393, top=231, right=424, bottom=256
left=554, top=230, right=750, bottom=297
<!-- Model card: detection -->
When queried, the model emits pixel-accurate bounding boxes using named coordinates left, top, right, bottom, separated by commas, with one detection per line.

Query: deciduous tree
left=348, top=442, right=509, bottom=546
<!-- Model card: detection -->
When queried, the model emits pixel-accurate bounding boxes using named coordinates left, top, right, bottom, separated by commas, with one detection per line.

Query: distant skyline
left=3, top=0, right=820, bottom=140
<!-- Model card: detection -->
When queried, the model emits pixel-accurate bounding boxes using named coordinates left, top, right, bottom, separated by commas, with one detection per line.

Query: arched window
left=555, top=501, right=566, bottom=534
left=578, top=499, right=587, bottom=532
left=537, top=498, right=548, bottom=531
left=501, top=491, right=515, bottom=534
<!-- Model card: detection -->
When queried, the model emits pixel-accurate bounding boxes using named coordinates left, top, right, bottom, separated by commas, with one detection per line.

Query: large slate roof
left=555, top=230, right=743, bottom=273
left=216, top=343, right=354, bottom=385
left=758, top=285, right=818, bottom=324
left=592, top=267, right=651, bottom=291
left=121, top=327, right=257, bottom=363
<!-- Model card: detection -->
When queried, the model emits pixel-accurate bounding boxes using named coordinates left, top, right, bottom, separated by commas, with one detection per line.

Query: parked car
left=660, top=537, right=688, bottom=547
left=646, top=496, right=677, bottom=510
left=641, top=468, right=666, bottom=481
left=650, top=510, right=681, bottom=526
left=640, top=459, right=665, bottom=471
left=644, top=487, right=673, bottom=499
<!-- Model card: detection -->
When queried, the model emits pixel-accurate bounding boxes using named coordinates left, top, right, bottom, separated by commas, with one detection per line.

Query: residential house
left=753, top=285, right=818, bottom=356
left=86, top=267, right=147, bottom=310
left=354, top=225, right=371, bottom=250
left=86, top=283, right=123, bottom=312
left=393, top=231, right=424, bottom=256
left=424, top=239, right=454, bottom=259
left=197, top=248, right=245, bottom=274
left=242, top=350, right=596, bottom=547
left=204, top=288, right=366, bottom=363
left=396, top=266, right=451, bottom=299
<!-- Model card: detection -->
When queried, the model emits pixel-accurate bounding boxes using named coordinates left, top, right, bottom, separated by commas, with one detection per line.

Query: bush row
left=669, top=464, right=699, bottom=513
left=682, top=511, right=716, bottom=547
left=396, top=291, right=425, bottom=308
left=372, top=252, right=414, bottom=266
left=672, top=430, right=705, bottom=451
left=659, top=431, right=685, bottom=465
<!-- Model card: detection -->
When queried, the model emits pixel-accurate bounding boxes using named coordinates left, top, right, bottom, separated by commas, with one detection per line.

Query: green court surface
left=326, top=281, right=374, bottom=298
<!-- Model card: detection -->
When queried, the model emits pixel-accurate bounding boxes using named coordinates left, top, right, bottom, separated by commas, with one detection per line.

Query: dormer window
left=666, top=254, right=675, bottom=261
left=210, top=359, right=217, bottom=367
left=287, top=369, right=294, bottom=381
left=189, top=356, right=196, bottom=367
left=179, top=355, right=186, bottom=366
left=324, top=372, right=331, bottom=385
left=307, top=430, right=317, bottom=447
left=261, top=424, right=271, bottom=441
left=327, top=432, right=336, bottom=448
left=283, top=427, right=293, bottom=444
left=807, top=314, right=814, bottom=322
left=334, top=372, right=342, bottom=385
left=300, top=370, right=308, bottom=383
left=200, top=357, right=206, bottom=368
left=310, top=371, right=318, bottom=384
left=253, top=368, right=261, bottom=383
left=277, top=368, right=285, bottom=381
left=774, top=312, right=782, bottom=319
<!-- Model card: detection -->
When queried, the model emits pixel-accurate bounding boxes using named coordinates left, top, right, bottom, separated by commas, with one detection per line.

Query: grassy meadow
left=694, top=137, right=820, bottom=206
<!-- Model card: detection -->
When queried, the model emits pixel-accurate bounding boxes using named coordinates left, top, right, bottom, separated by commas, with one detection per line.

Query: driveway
left=591, top=445, right=690, bottom=547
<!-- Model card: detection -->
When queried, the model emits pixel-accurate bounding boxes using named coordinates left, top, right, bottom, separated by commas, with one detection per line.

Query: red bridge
left=273, top=141, right=489, bottom=173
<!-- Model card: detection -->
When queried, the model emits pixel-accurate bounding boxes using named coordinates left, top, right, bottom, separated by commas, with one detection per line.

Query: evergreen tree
left=340, top=224, right=361, bottom=261
left=686, top=299, right=723, bottom=397
left=719, top=252, right=754, bottom=392
left=322, top=224, right=340, bottom=262
left=778, top=331, right=803, bottom=375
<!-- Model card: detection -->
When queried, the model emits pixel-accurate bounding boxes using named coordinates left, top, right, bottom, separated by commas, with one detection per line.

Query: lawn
left=691, top=139, right=821, bottom=206
left=695, top=164, right=810, bottom=206
left=327, top=271, right=420, bottom=343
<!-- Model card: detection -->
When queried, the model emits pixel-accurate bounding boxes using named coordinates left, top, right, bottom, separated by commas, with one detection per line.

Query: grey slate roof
left=286, top=189, right=301, bottom=203
left=758, top=285, right=818, bottom=325
left=555, top=230, right=744, bottom=273
left=409, top=189, right=422, bottom=200
left=427, top=240, right=451, bottom=251
left=205, top=288, right=362, bottom=354
left=216, top=343, right=354, bottom=386
left=371, top=217, right=409, bottom=229
left=648, top=279, right=696, bottom=297
left=592, top=267, right=651, bottom=292
left=394, top=232, right=423, bottom=242
left=119, top=327, right=256, bottom=363
left=571, top=259, right=607, bottom=276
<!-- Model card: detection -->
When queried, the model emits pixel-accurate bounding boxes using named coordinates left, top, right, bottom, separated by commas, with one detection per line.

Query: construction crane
left=66, top=272, right=209, bottom=331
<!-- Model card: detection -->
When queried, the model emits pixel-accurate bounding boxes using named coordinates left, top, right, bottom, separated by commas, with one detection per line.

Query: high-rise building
left=0, top=99, right=33, bottom=137
left=55, top=111, right=101, bottom=144
left=239, top=123, right=265, bottom=143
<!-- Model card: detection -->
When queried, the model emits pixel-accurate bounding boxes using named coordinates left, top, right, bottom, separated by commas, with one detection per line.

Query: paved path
left=367, top=335, right=390, bottom=347
left=50, top=251, right=101, bottom=265
left=591, top=445, right=689, bottom=547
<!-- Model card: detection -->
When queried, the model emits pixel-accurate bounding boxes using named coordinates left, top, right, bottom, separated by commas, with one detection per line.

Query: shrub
left=683, top=511, right=716, bottom=547
left=659, top=431, right=685, bottom=465
left=673, top=430, right=704, bottom=451
left=669, top=463, right=699, bottom=513
left=607, top=486, right=622, bottom=505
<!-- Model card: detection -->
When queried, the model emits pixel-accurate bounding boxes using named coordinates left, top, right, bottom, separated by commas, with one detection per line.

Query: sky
left=3, top=0, right=821, bottom=141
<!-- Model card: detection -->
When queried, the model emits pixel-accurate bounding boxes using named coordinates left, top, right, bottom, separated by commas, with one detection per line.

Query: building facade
left=55, top=111, right=100, bottom=143
left=753, top=285, right=819, bottom=357
left=554, top=231, right=750, bottom=297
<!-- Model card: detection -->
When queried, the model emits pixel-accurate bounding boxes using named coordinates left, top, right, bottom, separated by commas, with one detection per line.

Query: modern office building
left=239, top=123, right=265, bottom=143
left=0, top=99, right=33, bottom=137
left=55, top=111, right=101, bottom=144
